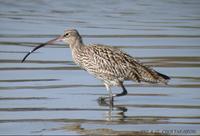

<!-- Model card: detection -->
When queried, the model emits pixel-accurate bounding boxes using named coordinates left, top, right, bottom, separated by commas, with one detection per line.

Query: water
left=0, top=0, right=200, bottom=135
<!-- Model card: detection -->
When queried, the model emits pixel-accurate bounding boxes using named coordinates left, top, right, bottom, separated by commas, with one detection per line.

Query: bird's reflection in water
left=97, top=99, right=127, bottom=122
left=32, top=99, right=128, bottom=134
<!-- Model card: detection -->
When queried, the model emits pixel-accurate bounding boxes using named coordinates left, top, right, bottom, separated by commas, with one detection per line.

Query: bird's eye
left=64, top=33, right=69, bottom=37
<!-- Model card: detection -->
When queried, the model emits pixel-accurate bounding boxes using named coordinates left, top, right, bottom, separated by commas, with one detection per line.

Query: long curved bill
left=21, top=35, right=63, bottom=63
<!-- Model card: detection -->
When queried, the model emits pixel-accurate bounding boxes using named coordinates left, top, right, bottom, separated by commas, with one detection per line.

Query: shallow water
left=0, top=0, right=200, bottom=135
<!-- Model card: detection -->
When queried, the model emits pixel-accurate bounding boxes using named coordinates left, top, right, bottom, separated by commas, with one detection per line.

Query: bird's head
left=21, top=29, right=83, bottom=62
left=62, top=29, right=83, bottom=47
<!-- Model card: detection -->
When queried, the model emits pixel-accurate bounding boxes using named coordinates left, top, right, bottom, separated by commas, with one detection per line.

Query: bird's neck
left=69, top=38, right=84, bottom=50
left=71, top=40, right=86, bottom=65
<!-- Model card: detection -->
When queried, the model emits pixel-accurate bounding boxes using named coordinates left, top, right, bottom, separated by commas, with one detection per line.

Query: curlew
left=22, top=29, right=170, bottom=102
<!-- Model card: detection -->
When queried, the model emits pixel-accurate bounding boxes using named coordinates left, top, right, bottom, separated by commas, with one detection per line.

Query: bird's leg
left=113, top=83, right=128, bottom=97
left=98, top=83, right=113, bottom=105
left=105, top=83, right=114, bottom=103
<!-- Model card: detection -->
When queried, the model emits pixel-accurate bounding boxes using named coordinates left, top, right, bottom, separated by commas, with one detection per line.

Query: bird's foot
left=97, top=96, right=113, bottom=106
left=98, top=96, right=113, bottom=101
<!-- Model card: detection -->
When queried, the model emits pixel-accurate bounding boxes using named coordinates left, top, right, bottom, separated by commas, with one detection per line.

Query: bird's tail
left=156, top=71, right=170, bottom=80
left=133, top=64, right=170, bottom=84
left=155, top=71, right=170, bottom=84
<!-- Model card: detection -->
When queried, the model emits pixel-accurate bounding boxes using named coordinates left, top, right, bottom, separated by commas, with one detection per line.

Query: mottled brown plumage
left=22, top=29, right=170, bottom=102
left=63, top=29, right=170, bottom=101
